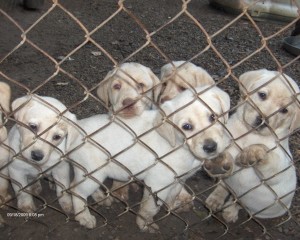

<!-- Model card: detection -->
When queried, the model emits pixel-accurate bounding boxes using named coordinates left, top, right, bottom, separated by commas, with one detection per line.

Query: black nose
left=254, top=115, right=263, bottom=126
left=203, top=139, right=217, bottom=153
left=122, top=98, right=136, bottom=107
left=31, top=150, right=44, bottom=161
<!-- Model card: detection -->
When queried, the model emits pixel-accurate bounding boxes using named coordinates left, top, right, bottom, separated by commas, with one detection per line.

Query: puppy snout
left=122, top=98, right=136, bottom=108
left=203, top=139, right=217, bottom=153
left=31, top=150, right=44, bottom=161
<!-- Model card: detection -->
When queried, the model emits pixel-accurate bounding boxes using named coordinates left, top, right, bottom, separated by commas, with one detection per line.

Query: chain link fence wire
left=0, top=0, right=300, bottom=239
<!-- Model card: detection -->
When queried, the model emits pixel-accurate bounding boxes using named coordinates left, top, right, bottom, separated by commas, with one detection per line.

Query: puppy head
left=158, top=61, right=215, bottom=104
left=155, top=86, right=230, bottom=160
left=0, top=82, right=10, bottom=141
left=97, top=62, right=160, bottom=118
left=238, top=69, right=300, bottom=135
left=12, top=95, right=78, bottom=164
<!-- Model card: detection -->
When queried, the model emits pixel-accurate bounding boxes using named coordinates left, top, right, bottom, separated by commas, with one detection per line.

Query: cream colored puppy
left=70, top=86, right=230, bottom=232
left=0, top=82, right=11, bottom=226
left=96, top=62, right=160, bottom=202
left=8, top=95, right=78, bottom=213
left=205, top=69, right=300, bottom=222
left=158, top=61, right=215, bottom=104
left=97, top=62, right=160, bottom=118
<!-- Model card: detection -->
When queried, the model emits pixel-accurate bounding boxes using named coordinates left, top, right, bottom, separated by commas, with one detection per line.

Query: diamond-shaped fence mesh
left=0, top=0, right=300, bottom=239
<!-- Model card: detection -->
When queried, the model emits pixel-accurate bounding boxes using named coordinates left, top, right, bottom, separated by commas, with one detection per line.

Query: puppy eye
left=113, top=83, right=121, bottom=90
left=182, top=123, right=193, bottom=131
left=178, top=86, right=187, bottom=92
left=258, top=92, right=267, bottom=100
left=137, top=82, right=145, bottom=89
left=280, top=108, right=288, bottom=114
left=52, top=134, right=62, bottom=141
left=209, top=114, right=217, bottom=123
left=28, top=123, right=38, bottom=132
left=162, top=82, right=167, bottom=87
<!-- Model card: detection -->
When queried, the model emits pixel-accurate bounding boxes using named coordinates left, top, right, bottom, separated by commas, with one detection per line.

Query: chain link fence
left=0, top=0, right=300, bottom=239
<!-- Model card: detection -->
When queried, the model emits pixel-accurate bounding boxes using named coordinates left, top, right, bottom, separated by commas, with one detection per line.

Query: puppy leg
left=206, top=182, right=229, bottom=211
left=52, top=162, right=72, bottom=214
left=72, top=177, right=102, bottom=229
left=222, top=197, right=241, bottom=223
left=0, top=166, right=11, bottom=204
left=10, top=171, right=36, bottom=212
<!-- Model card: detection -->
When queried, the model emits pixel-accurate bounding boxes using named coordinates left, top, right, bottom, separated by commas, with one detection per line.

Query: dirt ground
left=0, top=0, right=300, bottom=239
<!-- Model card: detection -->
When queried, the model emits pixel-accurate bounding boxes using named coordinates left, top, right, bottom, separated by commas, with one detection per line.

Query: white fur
left=206, top=69, right=299, bottom=221
left=70, top=86, right=230, bottom=232
left=8, top=95, right=78, bottom=214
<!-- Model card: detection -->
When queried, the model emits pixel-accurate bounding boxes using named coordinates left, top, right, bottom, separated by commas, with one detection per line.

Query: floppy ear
left=63, top=111, right=80, bottom=151
left=0, top=82, right=11, bottom=113
left=193, top=67, right=215, bottom=87
left=11, top=95, right=32, bottom=122
left=96, top=70, right=115, bottom=107
left=239, top=69, right=268, bottom=96
left=213, top=87, right=230, bottom=124
left=153, top=101, right=176, bottom=147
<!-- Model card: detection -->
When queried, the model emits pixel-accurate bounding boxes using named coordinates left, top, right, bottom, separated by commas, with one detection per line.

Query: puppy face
left=12, top=96, right=77, bottom=164
left=97, top=62, right=160, bottom=118
left=156, top=86, right=230, bottom=160
left=239, top=69, right=300, bottom=135
left=159, top=61, right=215, bottom=104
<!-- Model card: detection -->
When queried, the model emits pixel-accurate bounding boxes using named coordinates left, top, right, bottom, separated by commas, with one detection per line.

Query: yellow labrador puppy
left=8, top=95, right=78, bottom=213
left=205, top=69, right=300, bottom=222
left=0, top=82, right=11, bottom=226
left=158, top=61, right=215, bottom=104
left=70, top=86, right=230, bottom=232
left=96, top=62, right=161, bottom=202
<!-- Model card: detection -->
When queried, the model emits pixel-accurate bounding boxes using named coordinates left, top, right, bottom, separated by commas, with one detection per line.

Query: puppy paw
left=18, top=200, right=36, bottom=213
left=59, top=195, right=73, bottom=214
left=76, top=213, right=96, bottom=229
left=236, top=144, right=268, bottom=167
left=30, top=181, right=42, bottom=195
left=204, top=152, right=234, bottom=178
left=91, top=189, right=114, bottom=206
left=172, top=189, right=194, bottom=213
left=136, top=216, right=159, bottom=233
left=205, top=193, right=225, bottom=211
left=222, top=205, right=239, bottom=223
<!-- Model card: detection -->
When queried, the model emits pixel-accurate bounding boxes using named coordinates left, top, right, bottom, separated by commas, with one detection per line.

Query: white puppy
left=8, top=95, right=78, bottom=214
left=205, top=69, right=300, bottom=222
left=0, top=82, right=11, bottom=225
left=70, top=86, right=230, bottom=232
left=158, top=61, right=215, bottom=104
left=97, top=62, right=160, bottom=118
left=96, top=62, right=160, bottom=201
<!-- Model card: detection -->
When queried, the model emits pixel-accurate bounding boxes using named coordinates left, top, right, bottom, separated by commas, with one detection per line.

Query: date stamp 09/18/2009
left=7, top=212, right=45, bottom=218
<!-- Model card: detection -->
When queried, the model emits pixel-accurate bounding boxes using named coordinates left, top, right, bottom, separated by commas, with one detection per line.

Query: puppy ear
left=11, top=95, right=31, bottom=122
left=193, top=67, right=215, bottom=87
left=64, top=111, right=80, bottom=151
left=0, top=82, right=11, bottom=113
left=154, top=101, right=176, bottom=147
left=97, top=70, right=115, bottom=107
left=239, top=69, right=267, bottom=96
left=213, top=87, right=230, bottom=124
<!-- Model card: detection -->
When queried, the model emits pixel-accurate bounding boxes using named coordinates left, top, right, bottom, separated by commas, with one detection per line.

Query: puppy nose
left=160, top=96, right=171, bottom=104
left=203, top=139, right=217, bottom=153
left=254, top=115, right=263, bottom=126
left=122, top=98, right=135, bottom=107
left=31, top=150, right=44, bottom=161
